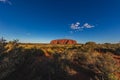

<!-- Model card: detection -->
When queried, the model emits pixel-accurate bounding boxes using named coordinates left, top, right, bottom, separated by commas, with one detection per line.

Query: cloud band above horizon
left=70, top=22, right=94, bottom=33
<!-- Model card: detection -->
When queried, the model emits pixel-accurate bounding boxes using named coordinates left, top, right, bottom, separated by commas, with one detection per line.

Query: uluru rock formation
left=50, top=39, right=77, bottom=44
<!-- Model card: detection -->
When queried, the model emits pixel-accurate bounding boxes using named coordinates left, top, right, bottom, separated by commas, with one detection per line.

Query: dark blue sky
left=0, top=0, right=120, bottom=43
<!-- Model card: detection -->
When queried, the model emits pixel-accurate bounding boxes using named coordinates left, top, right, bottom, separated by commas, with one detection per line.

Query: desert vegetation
left=0, top=38, right=120, bottom=80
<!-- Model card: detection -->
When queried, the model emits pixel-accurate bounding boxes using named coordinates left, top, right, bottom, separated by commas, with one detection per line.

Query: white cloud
left=70, top=22, right=94, bottom=33
left=0, top=0, right=12, bottom=5
left=70, top=22, right=80, bottom=30
left=83, top=23, right=94, bottom=28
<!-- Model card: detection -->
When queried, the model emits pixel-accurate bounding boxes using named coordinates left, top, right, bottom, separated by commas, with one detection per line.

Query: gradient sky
left=0, top=0, right=120, bottom=43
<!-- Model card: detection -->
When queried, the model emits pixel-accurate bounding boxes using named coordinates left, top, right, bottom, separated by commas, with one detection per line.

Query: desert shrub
left=85, top=42, right=97, bottom=49
left=0, top=37, right=7, bottom=57
left=115, top=48, right=120, bottom=55
left=96, top=43, right=120, bottom=55
left=76, top=42, right=98, bottom=53
left=108, top=73, right=118, bottom=80
left=71, top=51, right=119, bottom=80
left=24, top=47, right=45, bottom=57
left=95, top=53, right=119, bottom=80
left=46, top=48, right=55, bottom=54
left=0, top=39, right=24, bottom=80
left=85, top=41, right=97, bottom=46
